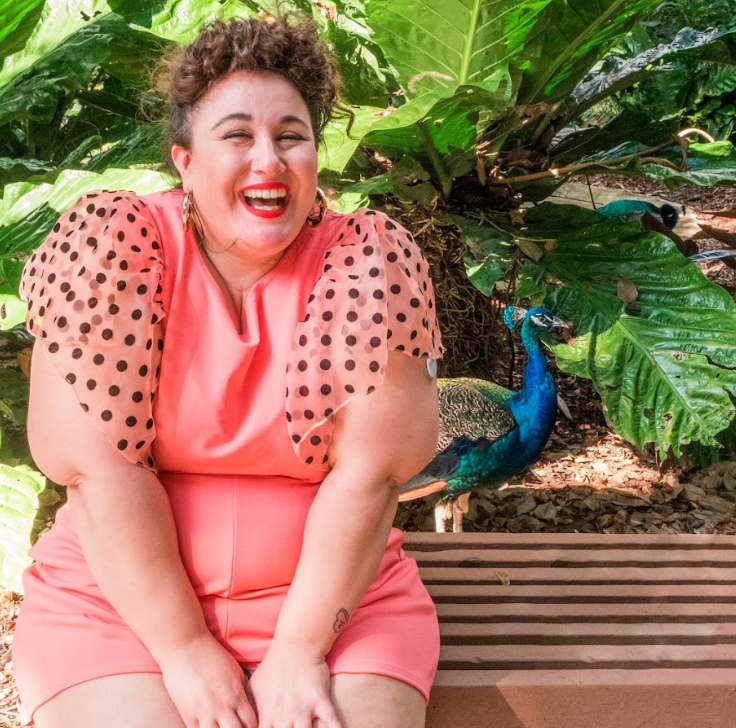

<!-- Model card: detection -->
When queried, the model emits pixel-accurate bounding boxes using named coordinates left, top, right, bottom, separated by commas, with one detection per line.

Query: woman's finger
left=314, top=699, right=344, bottom=728
left=235, top=701, right=258, bottom=728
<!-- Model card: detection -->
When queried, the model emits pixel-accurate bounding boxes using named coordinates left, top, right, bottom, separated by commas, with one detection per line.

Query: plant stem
left=487, top=139, right=677, bottom=186
left=416, top=121, right=453, bottom=198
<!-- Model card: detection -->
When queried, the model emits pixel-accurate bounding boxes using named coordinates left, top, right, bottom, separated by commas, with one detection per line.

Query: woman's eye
left=279, top=134, right=305, bottom=141
left=224, top=131, right=251, bottom=140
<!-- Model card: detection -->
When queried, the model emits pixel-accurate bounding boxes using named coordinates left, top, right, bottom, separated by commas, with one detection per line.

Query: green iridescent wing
left=436, top=377, right=517, bottom=452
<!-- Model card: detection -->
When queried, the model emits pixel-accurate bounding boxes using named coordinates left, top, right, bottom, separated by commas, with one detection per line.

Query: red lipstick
left=239, top=182, right=291, bottom=219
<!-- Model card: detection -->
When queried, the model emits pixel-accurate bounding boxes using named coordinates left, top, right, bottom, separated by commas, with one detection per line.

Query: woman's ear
left=171, top=145, right=192, bottom=187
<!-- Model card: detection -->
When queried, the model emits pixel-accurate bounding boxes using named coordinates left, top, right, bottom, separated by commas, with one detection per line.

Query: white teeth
left=244, top=188, right=288, bottom=199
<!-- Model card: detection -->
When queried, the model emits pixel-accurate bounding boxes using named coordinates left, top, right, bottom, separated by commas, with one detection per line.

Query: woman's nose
left=251, top=137, right=286, bottom=175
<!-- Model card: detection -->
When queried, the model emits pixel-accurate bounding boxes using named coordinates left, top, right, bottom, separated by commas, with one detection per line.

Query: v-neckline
left=187, top=227, right=299, bottom=339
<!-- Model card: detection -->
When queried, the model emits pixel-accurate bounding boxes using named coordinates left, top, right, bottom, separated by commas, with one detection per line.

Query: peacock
left=399, top=306, right=568, bottom=533
left=597, top=199, right=679, bottom=229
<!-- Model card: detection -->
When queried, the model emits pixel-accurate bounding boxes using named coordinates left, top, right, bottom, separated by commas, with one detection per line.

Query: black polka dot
left=136, top=441, right=145, bottom=449
left=390, top=284, right=401, bottom=294
left=310, top=435, right=321, bottom=446
left=387, top=252, right=398, bottom=263
left=321, top=384, right=331, bottom=395
left=298, top=360, right=308, bottom=372
left=132, top=391, right=143, bottom=403
left=320, top=359, right=331, bottom=370
left=72, top=348, right=82, bottom=359
left=345, top=256, right=354, bottom=266
left=118, top=440, right=128, bottom=451
left=57, top=316, right=67, bottom=328
left=370, top=337, right=381, bottom=348
left=146, top=418, right=154, bottom=429
left=369, top=267, right=379, bottom=277
left=292, top=434, right=301, bottom=443
left=373, top=290, right=384, bottom=299
left=345, top=360, right=355, bottom=371
left=349, top=289, right=359, bottom=299
left=372, top=313, right=383, bottom=324
left=321, top=335, right=331, bottom=346
left=87, top=379, right=97, bottom=390
left=102, top=329, right=113, bottom=340
left=299, top=335, right=308, bottom=346
left=86, top=236, right=97, bottom=247
left=139, top=365, right=148, bottom=376
left=101, top=410, right=112, bottom=421
left=326, top=289, right=335, bottom=299
left=93, top=354, right=105, bottom=365
left=397, top=313, right=407, bottom=323
left=305, top=410, right=314, bottom=420
left=322, top=311, right=333, bottom=321
left=65, top=373, right=76, bottom=384
left=88, top=297, right=98, bottom=308
left=116, top=360, right=128, bottom=372
left=137, top=284, right=147, bottom=295
left=125, top=334, right=135, bottom=346
left=363, top=246, right=374, bottom=255
left=132, top=309, right=142, bottom=320
left=345, top=384, right=355, bottom=393
left=126, top=416, right=137, bottom=427
left=346, top=311, right=358, bottom=322
left=346, top=335, right=357, bottom=346
left=385, top=221, right=396, bottom=230
left=369, top=361, right=380, bottom=372
left=299, top=386, right=309, bottom=397
left=48, top=342, right=59, bottom=353
left=109, top=385, right=120, bottom=396
left=96, top=273, right=107, bottom=284
left=410, top=298, right=420, bottom=308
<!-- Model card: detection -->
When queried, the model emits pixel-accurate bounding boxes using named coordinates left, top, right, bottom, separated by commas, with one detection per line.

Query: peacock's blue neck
left=509, top=320, right=558, bottom=446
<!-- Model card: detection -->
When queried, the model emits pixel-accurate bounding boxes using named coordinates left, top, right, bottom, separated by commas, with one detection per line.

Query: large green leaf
left=517, top=0, right=661, bottom=104
left=0, top=0, right=45, bottom=63
left=0, top=463, right=45, bottom=593
left=514, top=203, right=736, bottom=457
left=366, top=0, right=542, bottom=97
left=0, top=0, right=113, bottom=89
left=565, top=26, right=736, bottom=122
left=0, top=167, right=173, bottom=259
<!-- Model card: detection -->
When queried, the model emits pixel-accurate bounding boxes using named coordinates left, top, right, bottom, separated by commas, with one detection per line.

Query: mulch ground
left=2, top=174, right=736, bottom=726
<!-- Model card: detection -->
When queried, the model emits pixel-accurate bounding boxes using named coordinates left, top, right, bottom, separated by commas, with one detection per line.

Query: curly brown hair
left=157, top=15, right=352, bottom=174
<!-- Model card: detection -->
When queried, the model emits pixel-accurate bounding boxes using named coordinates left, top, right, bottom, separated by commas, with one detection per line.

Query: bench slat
left=404, top=532, right=736, bottom=728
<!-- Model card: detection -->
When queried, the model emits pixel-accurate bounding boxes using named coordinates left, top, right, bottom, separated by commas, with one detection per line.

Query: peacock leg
left=452, top=493, right=471, bottom=533
left=435, top=502, right=453, bottom=532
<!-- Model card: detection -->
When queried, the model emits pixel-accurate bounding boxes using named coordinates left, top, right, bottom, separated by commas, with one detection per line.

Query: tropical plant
left=2, top=0, right=736, bottom=588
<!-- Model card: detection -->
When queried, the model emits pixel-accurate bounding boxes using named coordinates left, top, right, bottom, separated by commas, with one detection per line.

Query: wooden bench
left=403, top=532, right=736, bottom=728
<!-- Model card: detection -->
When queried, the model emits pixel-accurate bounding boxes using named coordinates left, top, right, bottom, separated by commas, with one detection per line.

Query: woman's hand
left=247, top=641, right=343, bottom=728
left=158, top=632, right=257, bottom=728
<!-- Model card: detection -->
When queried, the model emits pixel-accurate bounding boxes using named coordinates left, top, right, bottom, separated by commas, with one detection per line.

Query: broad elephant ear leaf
left=0, top=463, right=45, bottom=594
left=514, top=203, right=736, bottom=457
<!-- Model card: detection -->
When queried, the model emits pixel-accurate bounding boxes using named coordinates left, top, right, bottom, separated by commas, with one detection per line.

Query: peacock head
left=504, top=306, right=569, bottom=333
left=659, top=203, right=679, bottom=229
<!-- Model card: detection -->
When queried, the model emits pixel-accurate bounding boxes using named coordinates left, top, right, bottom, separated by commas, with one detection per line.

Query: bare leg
left=434, top=502, right=452, bottom=532
left=320, top=673, right=426, bottom=728
left=33, top=673, right=187, bottom=728
left=452, top=493, right=470, bottom=533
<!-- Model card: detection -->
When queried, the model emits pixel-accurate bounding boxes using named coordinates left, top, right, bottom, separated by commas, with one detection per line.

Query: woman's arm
left=28, top=344, right=256, bottom=728
left=248, top=351, right=438, bottom=727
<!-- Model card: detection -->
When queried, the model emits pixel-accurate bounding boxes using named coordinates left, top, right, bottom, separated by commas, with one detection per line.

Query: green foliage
left=512, top=204, right=736, bottom=457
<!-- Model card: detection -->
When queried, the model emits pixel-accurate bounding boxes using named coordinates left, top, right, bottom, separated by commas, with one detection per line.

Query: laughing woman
left=12, top=15, right=444, bottom=728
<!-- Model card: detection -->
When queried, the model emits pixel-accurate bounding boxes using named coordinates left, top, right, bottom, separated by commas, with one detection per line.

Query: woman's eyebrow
left=212, top=112, right=310, bottom=131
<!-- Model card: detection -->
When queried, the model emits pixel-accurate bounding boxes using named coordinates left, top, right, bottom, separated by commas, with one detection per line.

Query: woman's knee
left=325, top=673, right=426, bottom=728
left=33, top=673, right=186, bottom=728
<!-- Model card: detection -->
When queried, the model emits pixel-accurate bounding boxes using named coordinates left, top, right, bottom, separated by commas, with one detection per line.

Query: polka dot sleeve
left=286, top=209, right=444, bottom=470
left=19, top=191, right=165, bottom=473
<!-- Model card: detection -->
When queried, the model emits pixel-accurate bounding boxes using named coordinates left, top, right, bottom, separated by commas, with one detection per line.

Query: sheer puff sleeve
left=286, top=209, right=445, bottom=470
left=20, top=191, right=165, bottom=473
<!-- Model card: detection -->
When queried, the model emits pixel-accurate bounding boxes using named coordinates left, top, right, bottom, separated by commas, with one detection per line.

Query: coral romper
left=12, top=189, right=444, bottom=725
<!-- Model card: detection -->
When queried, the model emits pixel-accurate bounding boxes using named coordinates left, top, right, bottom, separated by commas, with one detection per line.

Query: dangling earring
left=306, top=188, right=328, bottom=228
left=182, top=191, right=193, bottom=231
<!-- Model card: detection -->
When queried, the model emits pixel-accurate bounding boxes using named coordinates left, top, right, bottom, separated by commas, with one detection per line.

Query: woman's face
left=172, top=70, right=319, bottom=262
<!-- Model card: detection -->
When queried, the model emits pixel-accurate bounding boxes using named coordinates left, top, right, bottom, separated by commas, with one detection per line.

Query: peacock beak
left=549, top=316, right=569, bottom=329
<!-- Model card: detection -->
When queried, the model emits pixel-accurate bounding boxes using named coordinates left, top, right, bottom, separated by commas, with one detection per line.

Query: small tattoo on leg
left=333, top=608, right=349, bottom=633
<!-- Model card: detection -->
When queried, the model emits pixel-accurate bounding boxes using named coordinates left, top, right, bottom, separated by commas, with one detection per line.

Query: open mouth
left=242, top=187, right=289, bottom=211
